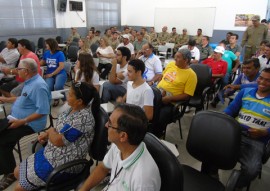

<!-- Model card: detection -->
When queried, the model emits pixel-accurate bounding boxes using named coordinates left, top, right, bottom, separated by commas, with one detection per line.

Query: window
left=86, top=0, right=121, bottom=30
left=0, top=0, right=56, bottom=36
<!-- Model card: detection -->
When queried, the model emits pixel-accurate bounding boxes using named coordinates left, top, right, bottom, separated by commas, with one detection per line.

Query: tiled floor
left=1, top=99, right=270, bottom=191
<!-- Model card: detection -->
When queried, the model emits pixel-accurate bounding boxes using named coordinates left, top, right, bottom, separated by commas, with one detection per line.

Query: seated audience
left=198, top=35, right=213, bottom=62
left=168, top=27, right=178, bottom=43
left=101, top=47, right=130, bottom=103
left=211, top=42, right=239, bottom=106
left=202, top=68, right=270, bottom=190
left=180, top=39, right=200, bottom=64
left=110, top=32, right=120, bottom=50
left=13, top=82, right=100, bottom=191
left=75, top=53, right=100, bottom=91
left=0, top=38, right=20, bottom=68
left=103, top=28, right=112, bottom=45
left=79, top=103, right=161, bottom=191
left=96, top=38, right=115, bottom=79
left=137, top=43, right=163, bottom=86
left=78, top=38, right=92, bottom=56
left=117, top=59, right=154, bottom=120
left=222, top=32, right=233, bottom=45
left=41, top=38, right=67, bottom=106
left=224, top=58, right=260, bottom=97
left=157, top=26, right=170, bottom=45
left=149, top=27, right=158, bottom=43
left=133, top=32, right=148, bottom=55
left=193, top=28, right=203, bottom=45
left=86, top=30, right=99, bottom=48
left=155, top=48, right=197, bottom=137
left=67, top=27, right=80, bottom=45
left=202, top=46, right=228, bottom=82
left=0, top=39, right=40, bottom=97
left=140, top=27, right=151, bottom=42
left=0, top=58, right=50, bottom=190
left=117, top=34, right=135, bottom=59
left=226, top=33, right=242, bottom=57
left=174, top=28, right=189, bottom=53
left=258, top=42, right=270, bottom=72
left=254, top=40, right=269, bottom=58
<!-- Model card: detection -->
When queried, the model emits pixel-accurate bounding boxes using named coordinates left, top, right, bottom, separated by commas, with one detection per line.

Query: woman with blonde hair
left=75, top=53, right=100, bottom=91
left=96, top=37, right=114, bottom=79
left=78, top=38, right=92, bottom=56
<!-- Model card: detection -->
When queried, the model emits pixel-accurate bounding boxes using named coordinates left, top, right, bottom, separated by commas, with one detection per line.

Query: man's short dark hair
left=198, top=28, right=202, bottom=32
left=231, top=33, right=239, bottom=40
left=261, top=19, right=268, bottom=24
left=117, top=46, right=131, bottom=61
left=146, top=43, right=154, bottom=51
left=115, top=103, right=148, bottom=145
left=227, top=32, right=233, bottom=36
left=188, top=39, right=196, bottom=47
left=203, top=36, right=210, bottom=41
left=265, top=43, right=270, bottom=49
left=18, top=39, right=32, bottom=51
left=8, top=38, right=18, bottom=48
left=128, top=59, right=145, bottom=74
left=172, top=27, right=176, bottom=30
left=243, top=58, right=260, bottom=69
left=260, top=40, right=269, bottom=46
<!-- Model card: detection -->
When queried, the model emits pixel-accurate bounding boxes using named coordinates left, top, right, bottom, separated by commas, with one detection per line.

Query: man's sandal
left=0, top=173, right=16, bottom=190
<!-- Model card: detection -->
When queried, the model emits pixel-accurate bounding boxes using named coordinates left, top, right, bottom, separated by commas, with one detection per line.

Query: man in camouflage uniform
left=174, top=28, right=189, bottom=53
left=169, top=27, right=178, bottom=43
left=110, top=32, right=120, bottom=50
left=157, top=26, right=170, bottom=45
left=241, top=15, right=268, bottom=61
left=193, top=28, right=203, bottom=45
left=86, top=30, right=99, bottom=47
left=140, top=27, right=151, bottom=43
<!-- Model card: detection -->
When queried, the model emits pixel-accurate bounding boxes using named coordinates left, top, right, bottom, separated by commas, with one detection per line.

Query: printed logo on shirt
left=263, top=108, right=270, bottom=115
left=164, top=71, right=177, bottom=83
left=46, top=58, right=57, bottom=68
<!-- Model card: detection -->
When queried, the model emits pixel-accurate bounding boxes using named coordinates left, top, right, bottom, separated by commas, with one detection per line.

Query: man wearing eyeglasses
left=79, top=104, right=161, bottom=191
left=202, top=68, right=270, bottom=190
left=0, top=58, right=50, bottom=189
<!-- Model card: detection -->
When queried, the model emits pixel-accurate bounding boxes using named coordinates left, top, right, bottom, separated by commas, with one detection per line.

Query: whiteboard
left=154, top=7, right=216, bottom=37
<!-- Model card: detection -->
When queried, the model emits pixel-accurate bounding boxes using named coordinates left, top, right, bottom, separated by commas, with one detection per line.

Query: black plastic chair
left=36, top=37, right=45, bottom=59
left=148, top=87, right=162, bottom=134
left=33, top=107, right=109, bottom=191
left=56, top=36, right=63, bottom=44
left=67, top=45, right=79, bottom=62
left=188, top=64, right=212, bottom=112
left=0, top=41, right=6, bottom=52
left=182, top=110, right=241, bottom=191
left=144, top=133, right=183, bottom=191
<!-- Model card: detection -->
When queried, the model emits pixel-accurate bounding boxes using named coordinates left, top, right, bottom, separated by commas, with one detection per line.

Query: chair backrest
left=90, top=43, right=99, bottom=54
left=187, top=110, right=241, bottom=170
left=190, top=64, right=212, bottom=96
left=148, top=87, right=162, bottom=133
left=56, top=36, right=63, bottom=44
left=30, top=41, right=36, bottom=52
left=37, top=37, right=45, bottom=49
left=165, top=42, right=175, bottom=49
left=67, top=45, right=79, bottom=62
left=158, top=45, right=168, bottom=52
left=0, top=41, right=6, bottom=52
left=144, top=133, right=183, bottom=191
left=64, top=61, right=72, bottom=75
left=73, top=37, right=80, bottom=43
left=89, top=107, right=109, bottom=161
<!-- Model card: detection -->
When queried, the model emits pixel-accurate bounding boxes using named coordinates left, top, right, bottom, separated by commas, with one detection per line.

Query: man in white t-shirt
left=258, top=43, right=270, bottom=72
left=179, top=39, right=200, bottom=64
left=136, top=43, right=163, bottom=86
left=117, top=34, right=135, bottom=59
left=79, top=104, right=161, bottom=191
left=101, top=46, right=130, bottom=103
left=117, top=59, right=154, bottom=120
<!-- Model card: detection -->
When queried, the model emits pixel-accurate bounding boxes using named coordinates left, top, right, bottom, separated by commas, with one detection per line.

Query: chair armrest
left=202, top=87, right=211, bottom=97
left=172, top=100, right=189, bottom=122
left=46, top=159, right=93, bottom=190
left=225, top=169, right=241, bottom=191
left=31, top=139, right=47, bottom=154
left=262, top=140, right=270, bottom=164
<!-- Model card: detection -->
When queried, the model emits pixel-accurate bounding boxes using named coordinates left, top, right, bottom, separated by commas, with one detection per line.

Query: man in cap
left=202, top=46, right=228, bottom=81
left=241, top=15, right=268, bottom=60
left=117, top=34, right=135, bottom=59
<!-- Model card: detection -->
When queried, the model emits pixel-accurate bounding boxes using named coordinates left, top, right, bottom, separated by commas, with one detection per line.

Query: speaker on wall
left=57, top=0, right=67, bottom=12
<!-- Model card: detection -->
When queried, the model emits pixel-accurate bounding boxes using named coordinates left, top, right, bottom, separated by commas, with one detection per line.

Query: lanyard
left=103, top=163, right=123, bottom=191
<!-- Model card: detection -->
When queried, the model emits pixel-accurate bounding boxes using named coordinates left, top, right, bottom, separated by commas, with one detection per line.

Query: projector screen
left=154, top=7, right=216, bottom=37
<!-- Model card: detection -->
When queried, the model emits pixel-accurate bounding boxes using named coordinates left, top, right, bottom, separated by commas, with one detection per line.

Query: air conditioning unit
left=69, top=1, right=83, bottom=11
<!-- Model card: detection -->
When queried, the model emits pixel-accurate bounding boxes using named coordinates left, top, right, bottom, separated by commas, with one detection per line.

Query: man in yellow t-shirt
left=154, top=48, right=197, bottom=137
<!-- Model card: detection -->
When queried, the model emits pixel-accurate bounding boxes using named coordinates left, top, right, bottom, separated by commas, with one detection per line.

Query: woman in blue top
left=41, top=38, right=67, bottom=105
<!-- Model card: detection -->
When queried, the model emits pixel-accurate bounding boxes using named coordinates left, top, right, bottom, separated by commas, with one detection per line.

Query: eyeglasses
left=107, top=121, right=126, bottom=132
left=258, top=75, right=270, bottom=83
left=74, top=81, right=83, bottom=98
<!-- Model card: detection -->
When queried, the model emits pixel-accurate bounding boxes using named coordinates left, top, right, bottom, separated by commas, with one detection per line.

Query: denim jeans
left=101, top=82, right=126, bottom=103
left=45, top=72, right=67, bottom=100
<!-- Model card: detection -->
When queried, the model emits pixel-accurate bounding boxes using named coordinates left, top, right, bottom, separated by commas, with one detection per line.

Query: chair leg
left=246, top=182, right=250, bottom=191
left=16, top=141, right=22, bottom=162
left=178, top=119, right=183, bottom=139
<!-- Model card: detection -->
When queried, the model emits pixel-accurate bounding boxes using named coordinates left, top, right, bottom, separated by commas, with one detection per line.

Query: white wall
left=54, top=0, right=87, bottom=28
left=121, top=0, right=268, bottom=35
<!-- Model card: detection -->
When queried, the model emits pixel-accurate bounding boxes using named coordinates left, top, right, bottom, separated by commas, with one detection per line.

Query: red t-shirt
left=16, top=52, right=41, bottom=82
left=202, top=58, right=227, bottom=76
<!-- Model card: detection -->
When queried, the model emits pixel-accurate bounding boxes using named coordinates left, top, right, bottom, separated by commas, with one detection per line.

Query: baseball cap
left=122, top=34, right=130, bottom=39
left=214, top=46, right=225, bottom=54
left=251, top=15, right=260, bottom=21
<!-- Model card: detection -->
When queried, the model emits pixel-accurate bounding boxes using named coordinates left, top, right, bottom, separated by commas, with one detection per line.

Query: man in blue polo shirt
left=0, top=58, right=51, bottom=190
